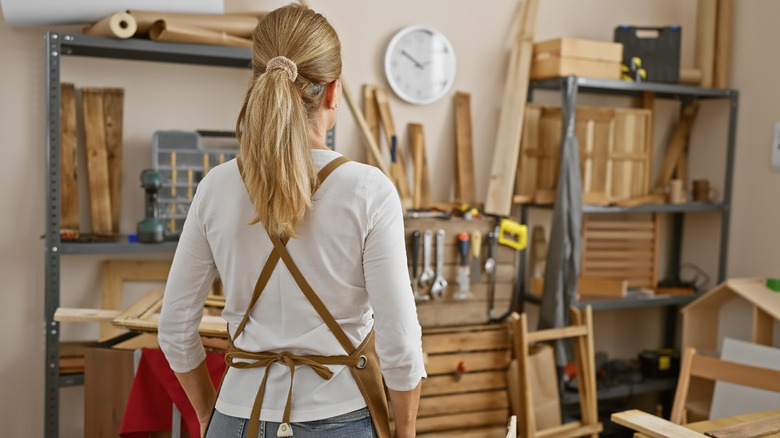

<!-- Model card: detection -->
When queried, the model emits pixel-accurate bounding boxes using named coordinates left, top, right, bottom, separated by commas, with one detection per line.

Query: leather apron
left=215, top=156, right=390, bottom=438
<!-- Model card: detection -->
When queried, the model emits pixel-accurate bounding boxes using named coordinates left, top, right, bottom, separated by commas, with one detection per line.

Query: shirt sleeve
left=158, top=185, right=217, bottom=374
left=362, top=171, right=427, bottom=391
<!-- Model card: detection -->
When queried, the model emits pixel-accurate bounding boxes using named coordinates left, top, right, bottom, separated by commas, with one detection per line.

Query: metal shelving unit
left=43, top=32, right=253, bottom=438
left=517, top=75, right=738, bottom=407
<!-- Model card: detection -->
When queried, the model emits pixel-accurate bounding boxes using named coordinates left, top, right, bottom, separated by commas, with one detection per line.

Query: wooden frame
left=508, top=307, right=602, bottom=438
left=99, top=261, right=172, bottom=340
left=670, top=347, right=780, bottom=425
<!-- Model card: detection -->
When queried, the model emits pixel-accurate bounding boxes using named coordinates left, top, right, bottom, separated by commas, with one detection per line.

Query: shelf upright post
left=44, top=31, right=62, bottom=438
left=718, top=91, right=738, bottom=283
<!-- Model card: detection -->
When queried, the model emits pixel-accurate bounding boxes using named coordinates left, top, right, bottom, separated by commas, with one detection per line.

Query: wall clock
left=384, top=25, right=456, bottom=105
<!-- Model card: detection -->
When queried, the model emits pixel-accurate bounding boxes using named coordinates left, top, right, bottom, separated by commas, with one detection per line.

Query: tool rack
left=43, top=32, right=259, bottom=438
left=517, top=75, right=738, bottom=407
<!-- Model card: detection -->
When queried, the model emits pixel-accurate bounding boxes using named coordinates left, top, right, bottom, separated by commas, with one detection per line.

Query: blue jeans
left=206, top=407, right=377, bottom=438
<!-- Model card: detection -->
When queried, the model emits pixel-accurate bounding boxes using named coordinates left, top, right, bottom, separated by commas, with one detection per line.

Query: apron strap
left=230, top=155, right=349, bottom=343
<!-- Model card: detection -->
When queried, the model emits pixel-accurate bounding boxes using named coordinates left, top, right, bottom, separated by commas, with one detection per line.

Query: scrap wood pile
left=82, top=10, right=267, bottom=48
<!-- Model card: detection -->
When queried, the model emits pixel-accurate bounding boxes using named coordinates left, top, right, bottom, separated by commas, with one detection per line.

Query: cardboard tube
left=149, top=20, right=252, bottom=48
left=129, top=10, right=263, bottom=37
left=83, top=12, right=137, bottom=39
left=679, top=67, right=703, bottom=86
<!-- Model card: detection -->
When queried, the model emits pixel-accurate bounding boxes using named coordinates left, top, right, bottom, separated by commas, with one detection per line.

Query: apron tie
left=226, top=346, right=361, bottom=437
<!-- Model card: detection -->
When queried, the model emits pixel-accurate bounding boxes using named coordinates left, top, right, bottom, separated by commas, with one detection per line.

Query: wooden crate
left=414, top=324, right=513, bottom=437
left=580, top=214, right=659, bottom=289
left=404, top=217, right=519, bottom=328
left=516, top=104, right=653, bottom=205
left=530, top=38, right=623, bottom=80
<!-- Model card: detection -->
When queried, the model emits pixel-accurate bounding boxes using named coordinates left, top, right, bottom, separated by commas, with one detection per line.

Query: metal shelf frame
left=43, top=32, right=254, bottom=438
left=516, top=74, right=739, bottom=415
left=518, top=75, right=738, bottom=311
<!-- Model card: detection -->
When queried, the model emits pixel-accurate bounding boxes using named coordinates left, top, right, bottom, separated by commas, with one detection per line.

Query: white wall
left=0, top=1, right=777, bottom=436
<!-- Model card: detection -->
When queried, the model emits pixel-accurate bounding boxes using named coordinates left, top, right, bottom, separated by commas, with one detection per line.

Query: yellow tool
left=498, top=218, right=528, bottom=251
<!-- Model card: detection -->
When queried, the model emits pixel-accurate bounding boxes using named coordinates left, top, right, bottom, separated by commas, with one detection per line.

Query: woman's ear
left=325, top=79, right=340, bottom=109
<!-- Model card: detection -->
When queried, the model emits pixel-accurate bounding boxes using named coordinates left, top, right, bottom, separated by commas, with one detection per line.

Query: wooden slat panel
left=416, top=409, right=510, bottom=434
left=416, top=299, right=511, bottom=328
left=81, top=88, right=113, bottom=236
left=417, top=390, right=509, bottom=418
left=60, top=83, right=79, bottom=233
left=422, top=328, right=510, bottom=354
left=425, top=350, right=511, bottom=375
left=421, top=370, right=507, bottom=396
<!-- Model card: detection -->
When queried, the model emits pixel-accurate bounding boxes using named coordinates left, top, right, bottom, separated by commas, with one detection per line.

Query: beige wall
left=0, top=1, right=777, bottom=436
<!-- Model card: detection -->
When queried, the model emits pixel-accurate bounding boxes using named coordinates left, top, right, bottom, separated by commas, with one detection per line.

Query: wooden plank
left=81, top=88, right=113, bottom=236
left=416, top=299, right=512, bottom=328
left=409, top=123, right=432, bottom=209
left=54, top=308, right=121, bottom=322
left=418, top=427, right=506, bottom=438
left=362, top=84, right=381, bottom=167
left=537, top=423, right=603, bottom=438
left=417, top=391, right=509, bottom=418
left=713, top=0, right=733, bottom=89
left=704, top=415, right=780, bottom=438
left=454, top=91, right=476, bottom=205
left=484, top=0, right=539, bottom=216
left=103, top=87, right=124, bottom=235
left=112, top=289, right=164, bottom=325
left=339, top=76, right=389, bottom=176
left=421, top=370, right=507, bottom=397
left=585, top=221, right=655, bottom=230
left=578, top=277, right=627, bottom=298
left=422, top=328, right=510, bottom=354
left=415, top=409, right=509, bottom=434
left=615, top=193, right=667, bottom=208
left=425, top=350, right=511, bottom=375
left=696, top=0, right=718, bottom=88
left=60, top=83, right=79, bottom=234
left=612, top=410, right=707, bottom=438
left=526, top=326, right=588, bottom=343
left=515, top=104, right=542, bottom=202
left=690, top=353, right=780, bottom=393
left=374, top=88, right=412, bottom=208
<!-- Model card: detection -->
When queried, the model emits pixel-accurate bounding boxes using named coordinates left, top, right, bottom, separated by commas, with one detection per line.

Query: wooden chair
left=670, top=347, right=780, bottom=424
left=508, top=306, right=602, bottom=438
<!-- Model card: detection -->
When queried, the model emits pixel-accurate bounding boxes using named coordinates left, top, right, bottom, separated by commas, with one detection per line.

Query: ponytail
left=236, top=4, right=342, bottom=239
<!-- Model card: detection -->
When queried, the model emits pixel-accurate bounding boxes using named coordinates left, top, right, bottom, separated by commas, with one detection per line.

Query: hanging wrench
left=430, top=229, right=448, bottom=299
left=418, top=230, right=435, bottom=289
left=410, top=230, right=429, bottom=301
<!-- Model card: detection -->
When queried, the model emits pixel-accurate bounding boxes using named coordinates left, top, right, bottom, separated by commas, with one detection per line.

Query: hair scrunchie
left=266, top=56, right=298, bottom=82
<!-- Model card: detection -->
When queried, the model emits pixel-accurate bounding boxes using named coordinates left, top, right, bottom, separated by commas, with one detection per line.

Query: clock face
left=384, top=25, right=456, bottom=105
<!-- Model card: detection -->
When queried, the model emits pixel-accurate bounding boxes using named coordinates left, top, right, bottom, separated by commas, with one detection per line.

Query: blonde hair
left=236, top=4, right=342, bottom=239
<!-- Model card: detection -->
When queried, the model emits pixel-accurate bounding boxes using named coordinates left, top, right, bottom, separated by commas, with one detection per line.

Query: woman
left=158, top=4, right=426, bottom=438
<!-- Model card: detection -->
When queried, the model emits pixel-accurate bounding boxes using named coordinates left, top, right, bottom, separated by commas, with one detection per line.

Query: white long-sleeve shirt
left=158, top=149, right=426, bottom=422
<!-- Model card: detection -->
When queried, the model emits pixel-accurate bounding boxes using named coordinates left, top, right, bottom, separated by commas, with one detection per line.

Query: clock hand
left=401, top=50, right=424, bottom=69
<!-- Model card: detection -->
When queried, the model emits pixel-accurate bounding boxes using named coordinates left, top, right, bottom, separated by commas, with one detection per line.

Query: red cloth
left=120, top=348, right=225, bottom=438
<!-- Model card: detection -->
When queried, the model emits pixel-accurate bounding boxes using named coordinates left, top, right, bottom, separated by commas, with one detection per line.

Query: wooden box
left=516, top=104, right=653, bottom=205
left=530, top=38, right=623, bottom=80
left=404, top=217, right=519, bottom=328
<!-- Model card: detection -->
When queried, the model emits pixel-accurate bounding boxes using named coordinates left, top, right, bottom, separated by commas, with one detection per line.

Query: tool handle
left=411, top=231, right=420, bottom=278
left=391, top=135, right=398, bottom=164
left=471, top=231, right=482, bottom=258
left=458, top=232, right=469, bottom=267
left=423, top=230, right=432, bottom=269
left=435, top=229, right=446, bottom=273
left=487, top=230, right=496, bottom=259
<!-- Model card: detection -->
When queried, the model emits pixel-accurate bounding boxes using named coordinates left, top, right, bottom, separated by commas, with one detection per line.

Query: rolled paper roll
left=83, top=12, right=138, bottom=39
left=149, top=20, right=252, bottom=48
left=129, top=10, right=263, bottom=38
